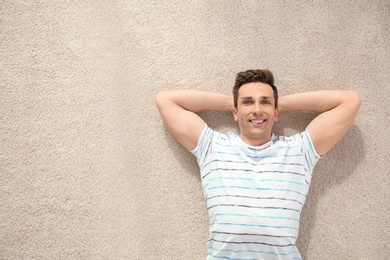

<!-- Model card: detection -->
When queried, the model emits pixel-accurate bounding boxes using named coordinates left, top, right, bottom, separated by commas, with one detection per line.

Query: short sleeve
left=291, top=128, right=321, bottom=174
left=190, top=124, right=214, bottom=168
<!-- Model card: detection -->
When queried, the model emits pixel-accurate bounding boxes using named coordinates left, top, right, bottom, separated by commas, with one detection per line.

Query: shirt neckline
left=228, top=132, right=277, bottom=150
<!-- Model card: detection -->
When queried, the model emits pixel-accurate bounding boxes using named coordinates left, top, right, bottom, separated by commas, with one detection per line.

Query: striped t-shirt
left=191, top=125, right=320, bottom=260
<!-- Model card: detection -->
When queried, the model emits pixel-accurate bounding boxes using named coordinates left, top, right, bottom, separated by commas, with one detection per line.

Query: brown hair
left=233, top=69, right=278, bottom=108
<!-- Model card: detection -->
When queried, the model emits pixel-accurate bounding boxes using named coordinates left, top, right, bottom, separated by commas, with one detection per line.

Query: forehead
left=238, top=82, right=274, bottom=98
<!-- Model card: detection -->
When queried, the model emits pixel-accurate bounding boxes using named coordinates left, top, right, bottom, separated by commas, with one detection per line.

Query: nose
left=253, top=102, right=262, bottom=115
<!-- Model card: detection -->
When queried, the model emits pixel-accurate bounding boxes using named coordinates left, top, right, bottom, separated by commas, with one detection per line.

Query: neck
left=240, top=134, right=273, bottom=146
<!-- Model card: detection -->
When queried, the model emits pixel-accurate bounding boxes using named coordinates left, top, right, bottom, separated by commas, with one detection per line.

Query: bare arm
left=279, top=90, right=361, bottom=156
left=155, top=90, right=233, bottom=150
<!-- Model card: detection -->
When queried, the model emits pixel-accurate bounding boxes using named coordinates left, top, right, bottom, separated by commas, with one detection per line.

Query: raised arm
left=155, top=90, right=233, bottom=150
left=279, top=90, right=361, bottom=156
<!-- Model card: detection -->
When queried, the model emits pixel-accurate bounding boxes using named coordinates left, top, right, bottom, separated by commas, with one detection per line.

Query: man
left=155, top=69, right=360, bottom=260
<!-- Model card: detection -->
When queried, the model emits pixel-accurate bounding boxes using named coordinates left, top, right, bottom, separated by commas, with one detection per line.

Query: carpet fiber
left=1, top=1, right=389, bottom=259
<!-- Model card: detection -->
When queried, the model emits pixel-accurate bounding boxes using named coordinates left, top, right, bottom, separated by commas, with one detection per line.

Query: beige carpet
left=1, top=1, right=389, bottom=259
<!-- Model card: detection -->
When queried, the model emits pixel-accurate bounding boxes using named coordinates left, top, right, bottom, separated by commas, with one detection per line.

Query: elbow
left=154, top=90, right=167, bottom=101
left=154, top=90, right=170, bottom=108
left=349, top=90, right=361, bottom=109
left=345, top=90, right=361, bottom=114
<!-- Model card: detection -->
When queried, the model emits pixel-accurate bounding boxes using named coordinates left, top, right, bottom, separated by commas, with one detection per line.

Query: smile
left=249, top=119, right=266, bottom=125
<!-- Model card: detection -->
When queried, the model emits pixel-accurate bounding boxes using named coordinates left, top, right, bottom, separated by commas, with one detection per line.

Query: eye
left=261, top=100, right=271, bottom=104
left=243, top=100, right=253, bottom=105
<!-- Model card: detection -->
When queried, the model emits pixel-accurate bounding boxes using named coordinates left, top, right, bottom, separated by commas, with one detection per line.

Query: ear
left=274, top=107, right=280, bottom=122
left=231, top=107, right=238, bottom=121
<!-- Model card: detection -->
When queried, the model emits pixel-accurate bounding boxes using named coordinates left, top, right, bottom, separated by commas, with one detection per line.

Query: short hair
left=233, top=69, right=278, bottom=108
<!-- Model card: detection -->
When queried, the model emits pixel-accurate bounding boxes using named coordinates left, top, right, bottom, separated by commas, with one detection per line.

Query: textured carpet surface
left=1, top=1, right=389, bottom=259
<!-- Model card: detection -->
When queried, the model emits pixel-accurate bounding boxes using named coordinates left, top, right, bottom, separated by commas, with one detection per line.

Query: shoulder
left=274, top=130, right=320, bottom=156
left=190, top=125, right=232, bottom=151
left=276, top=129, right=313, bottom=143
left=200, top=125, right=239, bottom=142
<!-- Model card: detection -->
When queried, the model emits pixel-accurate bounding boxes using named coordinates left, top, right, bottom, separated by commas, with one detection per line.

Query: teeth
left=251, top=120, right=264, bottom=123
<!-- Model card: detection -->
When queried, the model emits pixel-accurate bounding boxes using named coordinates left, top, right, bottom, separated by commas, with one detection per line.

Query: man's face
left=232, top=82, right=279, bottom=146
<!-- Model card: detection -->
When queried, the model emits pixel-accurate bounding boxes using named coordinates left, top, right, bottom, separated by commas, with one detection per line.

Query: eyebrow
left=241, top=96, right=273, bottom=100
